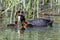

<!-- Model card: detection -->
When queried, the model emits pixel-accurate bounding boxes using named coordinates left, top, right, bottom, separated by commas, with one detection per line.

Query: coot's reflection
left=20, top=26, right=25, bottom=34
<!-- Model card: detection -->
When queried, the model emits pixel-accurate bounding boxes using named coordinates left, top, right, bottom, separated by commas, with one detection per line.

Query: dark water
left=0, top=23, right=60, bottom=40
left=20, top=23, right=60, bottom=40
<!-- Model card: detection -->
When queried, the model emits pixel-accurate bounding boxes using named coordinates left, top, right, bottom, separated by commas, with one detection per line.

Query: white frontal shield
left=18, top=16, right=20, bottom=22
